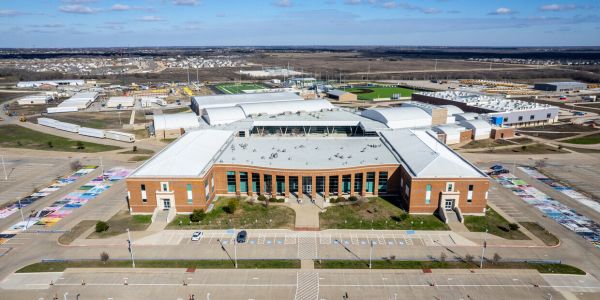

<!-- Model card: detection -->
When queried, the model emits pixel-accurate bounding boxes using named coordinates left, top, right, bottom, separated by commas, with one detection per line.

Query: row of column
left=233, top=172, right=382, bottom=198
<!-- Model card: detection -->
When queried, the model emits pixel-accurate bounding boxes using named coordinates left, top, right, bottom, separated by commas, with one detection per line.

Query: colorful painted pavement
left=494, top=173, right=600, bottom=249
left=0, top=167, right=132, bottom=239
left=0, top=166, right=98, bottom=219
left=519, top=166, right=600, bottom=214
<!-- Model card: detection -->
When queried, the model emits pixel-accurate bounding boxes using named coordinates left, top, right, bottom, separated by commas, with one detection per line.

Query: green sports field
left=216, top=83, right=267, bottom=94
left=346, top=86, right=416, bottom=101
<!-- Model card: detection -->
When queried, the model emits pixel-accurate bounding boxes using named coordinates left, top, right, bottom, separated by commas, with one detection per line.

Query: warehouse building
left=106, top=96, right=135, bottom=108
left=17, top=79, right=85, bottom=88
left=432, top=124, right=471, bottom=144
left=191, top=92, right=302, bottom=115
left=48, top=91, right=99, bottom=113
left=326, top=89, right=358, bottom=102
left=152, top=113, right=200, bottom=139
left=17, top=95, right=52, bottom=105
left=412, top=91, right=559, bottom=127
left=534, top=81, right=587, bottom=92
left=127, top=116, right=490, bottom=222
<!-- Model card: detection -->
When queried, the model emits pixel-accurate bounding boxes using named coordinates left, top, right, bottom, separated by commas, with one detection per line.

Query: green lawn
left=520, top=222, right=560, bottom=246
left=563, top=133, right=600, bottom=145
left=464, top=207, right=529, bottom=240
left=490, top=143, right=569, bottom=155
left=167, top=197, right=295, bottom=229
left=216, top=83, right=267, bottom=94
left=314, top=260, right=584, bottom=274
left=58, top=220, right=97, bottom=245
left=0, top=125, right=121, bottom=152
left=87, top=211, right=152, bottom=239
left=17, top=259, right=301, bottom=273
left=320, top=197, right=448, bottom=230
left=345, top=86, right=415, bottom=100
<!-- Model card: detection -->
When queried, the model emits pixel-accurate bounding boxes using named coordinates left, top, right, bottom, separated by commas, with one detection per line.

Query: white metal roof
left=130, top=129, right=234, bottom=178
left=361, top=107, right=431, bottom=129
left=432, top=124, right=467, bottom=136
left=381, top=130, right=486, bottom=178
left=459, top=119, right=492, bottom=131
left=203, top=107, right=247, bottom=125
left=239, top=99, right=334, bottom=116
left=107, top=96, right=135, bottom=107
left=192, top=92, right=302, bottom=110
left=454, top=112, right=479, bottom=121
left=439, top=105, right=464, bottom=116
left=153, top=113, right=200, bottom=131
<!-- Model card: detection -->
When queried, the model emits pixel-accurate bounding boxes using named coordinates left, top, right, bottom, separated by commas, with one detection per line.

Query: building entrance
left=302, top=176, right=312, bottom=195
left=162, top=199, right=171, bottom=210
left=444, top=199, right=454, bottom=211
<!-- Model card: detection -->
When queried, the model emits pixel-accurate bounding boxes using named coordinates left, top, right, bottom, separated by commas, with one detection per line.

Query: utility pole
left=480, top=228, right=488, bottom=269
left=435, top=59, right=438, bottom=72
left=196, top=67, right=199, bottom=83
left=17, top=197, right=25, bottom=228
left=100, top=157, right=104, bottom=181
left=127, top=228, right=136, bottom=268
left=234, top=236, right=238, bottom=269
left=369, top=240, right=375, bottom=269
left=187, top=66, right=190, bottom=84
left=1, top=155, right=7, bottom=180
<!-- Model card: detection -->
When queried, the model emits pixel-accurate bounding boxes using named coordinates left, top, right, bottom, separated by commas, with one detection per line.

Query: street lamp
left=1, top=155, right=7, bottom=180
left=17, top=197, right=25, bottom=229
left=369, top=240, right=376, bottom=269
left=127, top=228, right=136, bottom=268
left=480, top=228, right=488, bottom=269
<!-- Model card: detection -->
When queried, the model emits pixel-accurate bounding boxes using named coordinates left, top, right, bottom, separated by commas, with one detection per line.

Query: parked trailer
left=53, top=121, right=80, bottom=133
left=78, top=127, right=105, bottom=138
left=37, top=117, right=60, bottom=128
left=105, top=131, right=135, bottom=143
left=47, top=107, right=78, bottom=114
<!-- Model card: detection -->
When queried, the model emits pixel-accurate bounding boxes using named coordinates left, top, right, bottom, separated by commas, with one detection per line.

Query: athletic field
left=346, top=86, right=415, bottom=101
left=216, top=83, right=267, bottom=94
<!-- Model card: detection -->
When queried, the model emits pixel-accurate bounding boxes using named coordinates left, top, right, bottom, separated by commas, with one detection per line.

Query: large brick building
left=126, top=128, right=489, bottom=222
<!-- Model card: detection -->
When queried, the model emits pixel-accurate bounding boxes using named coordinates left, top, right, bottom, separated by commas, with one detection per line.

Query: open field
left=459, top=138, right=517, bottom=149
left=167, top=197, right=296, bottom=229
left=215, top=83, right=267, bottom=94
left=0, top=91, right=36, bottom=104
left=346, top=86, right=415, bottom=100
left=519, top=123, right=598, bottom=133
left=524, top=132, right=581, bottom=140
left=563, top=133, right=600, bottom=144
left=464, top=207, right=529, bottom=240
left=0, top=124, right=121, bottom=152
left=488, top=143, right=569, bottom=154
left=37, top=111, right=148, bottom=129
left=88, top=210, right=152, bottom=238
left=17, top=259, right=301, bottom=273
left=320, top=197, right=448, bottom=230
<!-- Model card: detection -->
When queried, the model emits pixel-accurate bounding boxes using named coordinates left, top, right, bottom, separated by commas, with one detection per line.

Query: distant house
left=326, top=89, right=357, bottom=102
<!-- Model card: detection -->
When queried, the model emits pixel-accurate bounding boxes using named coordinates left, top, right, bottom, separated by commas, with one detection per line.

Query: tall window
left=161, top=182, right=169, bottom=192
left=329, top=176, right=339, bottom=195
left=354, top=173, right=363, bottom=193
left=141, top=184, right=147, bottom=203
left=366, top=172, right=375, bottom=193
left=425, top=184, right=431, bottom=205
left=227, top=171, right=236, bottom=193
left=252, top=173, right=260, bottom=194
left=204, top=181, right=209, bottom=200
left=240, top=172, right=248, bottom=193
left=187, top=184, right=193, bottom=204
left=378, top=172, right=388, bottom=193
left=446, top=182, right=454, bottom=192
left=276, top=176, right=285, bottom=195
left=467, top=184, right=474, bottom=203
left=264, top=175, right=273, bottom=194
left=342, top=175, right=351, bottom=194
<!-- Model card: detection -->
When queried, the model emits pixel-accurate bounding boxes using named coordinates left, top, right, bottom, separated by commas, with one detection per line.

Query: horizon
left=0, top=0, right=599, bottom=48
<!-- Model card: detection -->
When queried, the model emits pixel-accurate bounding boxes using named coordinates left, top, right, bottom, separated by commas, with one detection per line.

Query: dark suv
left=236, top=230, right=247, bottom=243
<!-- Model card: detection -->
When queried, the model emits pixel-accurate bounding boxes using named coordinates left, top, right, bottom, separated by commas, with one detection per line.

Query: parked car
left=236, top=230, right=247, bottom=243
left=498, top=169, right=510, bottom=174
left=191, top=231, right=203, bottom=241
left=490, top=165, right=504, bottom=170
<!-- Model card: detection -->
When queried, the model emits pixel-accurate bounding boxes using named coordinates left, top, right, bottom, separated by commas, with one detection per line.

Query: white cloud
left=138, top=15, right=163, bottom=22
left=59, top=5, right=100, bottom=14
left=0, top=10, right=21, bottom=17
left=540, top=4, right=578, bottom=11
left=110, top=4, right=153, bottom=12
left=273, top=0, right=293, bottom=7
left=489, top=7, right=516, bottom=15
left=173, top=0, right=200, bottom=6
left=345, top=0, right=362, bottom=4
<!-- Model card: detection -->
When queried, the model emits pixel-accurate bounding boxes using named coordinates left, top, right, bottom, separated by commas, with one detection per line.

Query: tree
left=508, top=223, right=520, bottom=231
left=76, top=141, right=85, bottom=150
left=440, top=252, right=447, bottom=263
left=95, top=221, right=109, bottom=233
left=47, top=141, right=53, bottom=148
left=223, top=199, right=239, bottom=214
left=132, top=146, right=138, bottom=152
left=100, top=251, right=109, bottom=264
left=69, top=160, right=82, bottom=171
left=189, top=209, right=206, bottom=223
left=493, top=253, right=502, bottom=264
left=465, top=254, right=474, bottom=263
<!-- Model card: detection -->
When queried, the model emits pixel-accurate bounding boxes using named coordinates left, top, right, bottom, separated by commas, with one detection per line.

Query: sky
left=0, top=0, right=599, bottom=48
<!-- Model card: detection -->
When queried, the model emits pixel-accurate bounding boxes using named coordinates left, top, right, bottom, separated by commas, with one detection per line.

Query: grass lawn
left=216, top=83, right=267, bottom=94
left=128, top=155, right=152, bottom=162
left=58, top=220, right=97, bottom=245
left=162, top=106, right=192, bottom=114
left=87, top=211, right=152, bottom=238
left=47, top=111, right=146, bottom=129
left=464, top=207, right=529, bottom=240
left=520, top=222, right=560, bottom=246
left=167, top=197, right=295, bottom=229
left=562, top=146, right=600, bottom=153
left=17, top=259, right=300, bottom=273
left=460, top=139, right=516, bottom=149
left=490, top=143, right=569, bottom=155
left=119, top=148, right=154, bottom=155
left=345, top=86, right=415, bottom=100
left=563, top=133, right=600, bottom=145
left=0, top=125, right=121, bottom=152
left=320, top=197, right=448, bottom=230
left=314, top=260, right=584, bottom=274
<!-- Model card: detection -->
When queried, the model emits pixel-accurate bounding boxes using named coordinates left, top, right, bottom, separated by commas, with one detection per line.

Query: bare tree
left=465, top=254, right=474, bottom=263
left=100, top=251, right=109, bottom=264
left=492, top=253, right=502, bottom=264
left=440, top=252, right=447, bottom=263
left=70, top=160, right=82, bottom=171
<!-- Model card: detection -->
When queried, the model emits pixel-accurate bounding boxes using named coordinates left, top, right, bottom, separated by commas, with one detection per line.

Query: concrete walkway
left=288, top=202, right=321, bottom=230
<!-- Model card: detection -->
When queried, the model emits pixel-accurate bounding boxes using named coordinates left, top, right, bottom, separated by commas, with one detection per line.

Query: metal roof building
left=431, top=124, right=467, bottom=145
left=153, top=113, right=200, bottom=131
left=361, top=107, right=432, bottom=129
left=534, top=81, right=587, bottom=92
left=459, top=119, right=492, bottom=140
left=191, top=92, right=302, bottom=115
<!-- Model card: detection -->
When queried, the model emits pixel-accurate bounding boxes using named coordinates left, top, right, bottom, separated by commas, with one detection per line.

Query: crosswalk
left=297, top=232, right=317, bottom=259
left=294, top=272, right=319, bottom=300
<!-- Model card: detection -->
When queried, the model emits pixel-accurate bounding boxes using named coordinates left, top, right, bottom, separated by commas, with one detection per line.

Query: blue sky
left=0, top=0, right=599, bottom=47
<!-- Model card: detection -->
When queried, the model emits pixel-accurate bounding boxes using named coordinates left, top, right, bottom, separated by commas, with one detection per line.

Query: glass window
left=467, top=184, right=474, bottom=203
left=240, top=172, right=248, bottom=193
left=425, top=184, right=431, bottom=205
left=187, top=184, right=193, bottom=204
left=546, top=113, right=551, bottom=118
left=252, top=173, right=260, bottom=194
left=530, top=115, right=535, bottom=120
left=264, top=174, right=272, bottom=194
left=518, top=116, right=523, bottom=121
left=446, top=183, right=454, bottom=192
left=227, top=171, right=236, bottom=193
left=141, top=184, right=147, bottom=202
left=366, top=172, right=375, bottom=193
left=161, top=183, right=168, bottom=192
left=342, top=175, right=351, bottom=194
left=378, top=172, right=388, bottom=193
left=276, top=176, right=285, bottom=195
left=329, top=176, right=339, bottom=195
left=354, top=173, right=363, bottom=193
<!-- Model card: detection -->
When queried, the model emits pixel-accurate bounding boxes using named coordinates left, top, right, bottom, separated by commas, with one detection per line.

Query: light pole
left=127, top=228, right=136, bottom=268
left=547, top=293, right=552, bottom=300
left=63, top=292, right=68, bottom=300
left=17, top=197, right=25, bottom=228
left=100, top=157, right=104, bottom=181
left=1, top=155, right=7, bottom=180
left=480, top=228, right=488, bottom=269
left=234, top=236, right=238, bottom=269
left=369, top=240, right=375, bottom=269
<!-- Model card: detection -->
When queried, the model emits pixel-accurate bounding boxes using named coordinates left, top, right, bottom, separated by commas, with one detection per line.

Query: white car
left=191, top=231, right=203, bottom=241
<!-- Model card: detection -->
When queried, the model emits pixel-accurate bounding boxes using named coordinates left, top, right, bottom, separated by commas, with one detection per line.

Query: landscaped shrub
left=257, top=195, right=267, bottom=201
left=330, top=197, right=338, bottom=203
left=95, top=221, right=109, bottom=233
left=508, top=223, right=520, bottom=231
left=337, top=197, right=346, bottom=203
left=189, top=209, right=206, bottom=222
left=348, top=196, right=358, bottom=202
left=269, top=197, right=278, bottom=202
left=223, top=198, right=239, bottom=214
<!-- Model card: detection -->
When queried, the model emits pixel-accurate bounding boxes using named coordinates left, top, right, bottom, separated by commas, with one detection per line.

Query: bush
left=95, top=221, right=109, bottom=233
left=508, top=223, right=520, bottom=231
left=133, top=146, right=138, bottom=152
left=337, top=196, right=346, bottom=203
left=47, top=141, right=53, bottom=148
left=100, top=251, right=109, bottom=264
left=268, top=197, right=278, bottom=202
left=76, top=141, right=85, bottom=150
left=69, top=160, right=82, bottom=171
left=189, top=209, right=206, bottom=223
left=348, top=196, right=358, bottom=202
left=223, top=199, right=239, bottom=214
left=330, top=197, right=339, bottom=203
left=465, top=254, right=474, bottom=263
left=493, top=253, right=502, bottom=264
left=257, top=195, right=267, bottom=201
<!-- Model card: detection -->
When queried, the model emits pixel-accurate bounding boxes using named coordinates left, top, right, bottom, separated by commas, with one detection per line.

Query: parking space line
left=351, top=234, right=358, bottom=245
left=319, top=234, right=331, bottom=245
left=258, top=234, right=265, bottom=245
